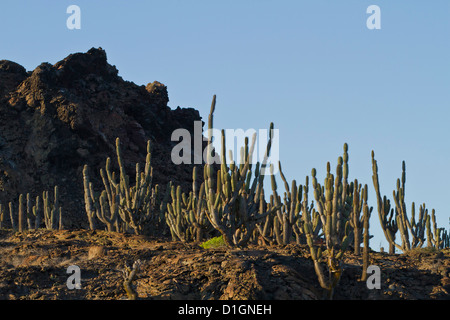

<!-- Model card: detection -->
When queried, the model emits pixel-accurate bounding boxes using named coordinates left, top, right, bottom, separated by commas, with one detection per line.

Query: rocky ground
left=0, top=228, right=449, bottom=300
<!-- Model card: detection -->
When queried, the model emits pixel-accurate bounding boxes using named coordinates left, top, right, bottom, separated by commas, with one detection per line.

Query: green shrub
left=200, top=235, right=226, bottom=249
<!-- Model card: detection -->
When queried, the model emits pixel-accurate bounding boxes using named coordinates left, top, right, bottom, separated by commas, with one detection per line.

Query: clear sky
left=1, top=0, right=449, bottom=251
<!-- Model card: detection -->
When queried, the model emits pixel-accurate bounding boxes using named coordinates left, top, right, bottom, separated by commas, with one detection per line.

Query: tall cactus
left=292, top=175, right=321, bottom=245
left=442, top=227, right=449, bottom=249
left=390, top=161, right=431, bottom=251
left=43, top=186, right=61, bottom=230
left=372, top=152, right=436, bottom=252
left=189, top=167, right=212, bottom=241
left=255, top=191, right=275, bottom=245
left=391, top=161, right=412, bottom=252
left=0, top=203, right=3, bottom=229
left=8, top=202, right=16, bottom=231
left=6, top=190, right=54, bottom=231
left=18, top=193, right=24, bottom=232
left=97, top=190, right=119, bottom=232
left=33, top=195, right=41, bottom=230
left=409, top=202, right=427, bottom=249
left=202, top=95, right=280, bottom=247
left=271, top=162, right=301, bottom=245
left=349, top=181, right=369, bottom=255
left=26, top=193, right=32, bottom=230
left=165, top=165, right=214, bottom=242
left=83, top=165, right=97, bottom=230
left=83, top=138, right=170, bottom=235
left=372, top=151, right=399, bottom=254
left=306, top=147, right=354, bottom=300
left=361, top=200, right=371, bottom=281
left=426, top=209, right=444, bottom=249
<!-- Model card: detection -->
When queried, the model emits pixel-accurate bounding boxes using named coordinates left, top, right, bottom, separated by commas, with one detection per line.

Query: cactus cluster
left=372, top=152, right=448, bottom=253
left=149, top=96, right=449, bottom=298
left=149, top=96, right=449, bottom=255
left=1, top=94, right=448, bottom=299
left=301, top=144, right=364, bottom=299
left=165, top=166, right=215, bottom=242
left=83, top=138, right=170, bottom=235
left=200, top=97, right=281, bottom=247
left=0, top=186, right=62, bottom=231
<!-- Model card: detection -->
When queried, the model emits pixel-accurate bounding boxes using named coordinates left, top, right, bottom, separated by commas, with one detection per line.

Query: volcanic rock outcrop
left=0, top=47, right=204, bottom=229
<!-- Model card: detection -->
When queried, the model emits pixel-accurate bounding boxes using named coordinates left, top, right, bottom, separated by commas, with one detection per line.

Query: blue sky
left=1, top=1, right=449, bottom=250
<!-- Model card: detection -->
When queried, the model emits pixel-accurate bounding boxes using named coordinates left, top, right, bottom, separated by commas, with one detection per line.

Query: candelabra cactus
left=291, top=176, right=321, bottom=245
left=8, top=202, right=15, bottom=231
left=18, top=193, right=24, bottom=232
left=43, top=186, right=61, bottom=230
left=5, top=189, right=57, bottom=231
left=189, top=166, right=212, bottom=241
left=371, top=152, right=445, bottom=252
left=372, top=151, right=399, bottom=254
left=166, top=166, right=213, bottom=242
left=114, top=138, right=155, bottom=234
left=426, top=209, right=445, bottom=249
left=255, top=191, right=275, bottom=245
left=391, top=161, right=413, bottom=252
left=83, top=165, right=96, bottom=230
left=83, top=138, right=170, bottom=235
left=271, top=162, right=302, bottom=245
left=349, top=181, right=370, bottom=255
left=442, top=228, right=449, bottom=249
left=32, top=195, right=41, bottom=230
left=26, top=193, right=32, bottom=230
left=409, top=202, right=427, bottom=249
left=311, top=157, right=353, bottom=250
left=97, top=190, right=119, bottom=232
left=305, top=147, right=354, bottom=299
left=166, top=184, right=185, bottom=241
left=202, top=95, right=280, bottom=247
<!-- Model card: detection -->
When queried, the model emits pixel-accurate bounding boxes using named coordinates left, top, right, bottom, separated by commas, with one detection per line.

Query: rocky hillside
left=0, top=229, right=449, bottom=300
left=0, top=48, right=203, bottom=229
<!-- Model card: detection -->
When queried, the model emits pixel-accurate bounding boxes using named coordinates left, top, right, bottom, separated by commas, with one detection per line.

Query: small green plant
left=200, top=235, right=226, bottom=249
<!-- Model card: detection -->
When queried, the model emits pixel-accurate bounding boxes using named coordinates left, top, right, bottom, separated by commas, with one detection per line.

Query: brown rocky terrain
left=0, top=229, right=448, bottom=300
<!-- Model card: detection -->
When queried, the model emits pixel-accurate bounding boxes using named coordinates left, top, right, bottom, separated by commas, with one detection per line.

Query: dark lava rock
left=0, top=47, right=206, bottom=230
